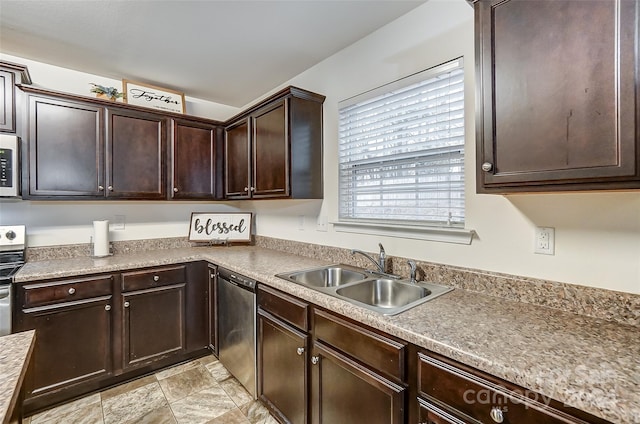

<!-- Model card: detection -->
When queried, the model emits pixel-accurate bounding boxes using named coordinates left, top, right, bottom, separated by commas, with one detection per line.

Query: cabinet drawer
left=312, top=308, right=406, bottom=381
left=258, top=285, right=309, bottom=331
left=418, top=352, right=590, bottom=424
left=22, top=275, right=113, bottom=308
left=121, top=265, right=186, bottom=292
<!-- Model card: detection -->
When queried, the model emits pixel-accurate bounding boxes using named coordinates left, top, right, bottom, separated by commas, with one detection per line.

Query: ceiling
left=0, top=0, right=427, bottom=107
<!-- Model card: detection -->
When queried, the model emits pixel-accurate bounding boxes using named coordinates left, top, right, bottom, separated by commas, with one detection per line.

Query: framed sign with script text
left=122, top=79, right=186, bottom=114
left=188, top=212, right=253, bottom=244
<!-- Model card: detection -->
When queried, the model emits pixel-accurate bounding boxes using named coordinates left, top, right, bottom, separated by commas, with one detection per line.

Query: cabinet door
left=106, top=107, right=166, bottom=199
left=172, top=119, right=219, bottom=199
left=0, top=70, right=15, bottom=133
left=185, top=261, right=209, bottom=353
left=252, top=99, right=289, bottom=198
left=208, top=264, right=218, bottom=355
left=27, top=96, right=104, bottom=197
left=225, top=119, right=251, bottom=199
left=16, top=296, right=113, bottom=397
left=122, top=284, right=185, bottom=369
left=310, top=341, right=405, bottom=424
left=476, top=0, right=639, bottom=192
left=258, top=310, right=308, bottom=424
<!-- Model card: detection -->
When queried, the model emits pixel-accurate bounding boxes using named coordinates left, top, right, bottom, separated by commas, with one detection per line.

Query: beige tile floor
left=24, top=355, right=278, bottom=424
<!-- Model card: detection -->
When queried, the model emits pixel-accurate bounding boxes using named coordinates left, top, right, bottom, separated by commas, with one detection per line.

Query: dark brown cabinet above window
left=225, top=86, right=325, bottom=200
left=475, top=0, right=640, bottom=193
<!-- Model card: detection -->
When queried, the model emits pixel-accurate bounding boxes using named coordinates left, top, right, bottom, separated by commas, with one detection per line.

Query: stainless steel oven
left=0, top=134, right=20, bottom=198
left=0, top=225, right=26, bottom=336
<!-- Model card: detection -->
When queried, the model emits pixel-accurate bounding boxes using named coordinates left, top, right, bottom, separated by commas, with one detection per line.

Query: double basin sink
left=276, top=264, right=452, bottom=315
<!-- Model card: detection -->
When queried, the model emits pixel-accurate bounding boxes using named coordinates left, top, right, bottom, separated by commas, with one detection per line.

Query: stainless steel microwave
left=0, top=134, right=19, bottom=198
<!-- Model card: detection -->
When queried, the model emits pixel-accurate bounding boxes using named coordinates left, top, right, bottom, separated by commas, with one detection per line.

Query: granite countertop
left=0, top=330, right=35, bottom=424
left=15, top=246, right=640, bottom=423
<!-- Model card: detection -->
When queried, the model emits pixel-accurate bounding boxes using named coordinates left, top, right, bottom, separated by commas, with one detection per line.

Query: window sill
left=332, top=221, right=475, bottom=245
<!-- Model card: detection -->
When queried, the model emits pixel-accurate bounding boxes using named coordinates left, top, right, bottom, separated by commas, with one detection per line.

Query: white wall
left=1, top=0, right=639, bottom=294
left=0, top=54, right=240, bottom=121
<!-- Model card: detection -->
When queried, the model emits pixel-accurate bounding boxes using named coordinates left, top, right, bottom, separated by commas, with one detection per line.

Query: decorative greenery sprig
left=89, top=83, right=124, bottom=99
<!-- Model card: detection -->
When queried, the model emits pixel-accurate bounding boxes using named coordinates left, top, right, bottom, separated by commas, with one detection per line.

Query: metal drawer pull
left=68, top=287, right=76, bottom=295
left=173, top=187, right=179, bottom=192
left=481, top=162, right=493, bottom=172
left=105, top=305, right=111, bottom=311
left=98, top=185, right=104, bottom=191
left=311, top=356, right=319, bottom=365
left=296, top=347, right=305, bottom=356
left=124, top=301, right=130, bottom=308
left=153, top=275, right=160, bottom=282
left=490, top=407, right=504, bottom=423
left=107, top=185, right=113, bottom=191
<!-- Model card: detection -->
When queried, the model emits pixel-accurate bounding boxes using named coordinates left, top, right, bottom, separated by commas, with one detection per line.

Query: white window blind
left=338, top=58, right=465, bottom=227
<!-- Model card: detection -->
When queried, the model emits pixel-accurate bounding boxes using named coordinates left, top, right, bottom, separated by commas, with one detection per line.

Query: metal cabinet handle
left=153, top=275, right=160, bottom=282
left=98, top=185, right=104, bottom=191
left=490, top=407, right=504, bottom=423
left=124, top=301, right=130, bottom=308
left=481, top=162, right=493, bottom=172
left=243, top=187, right=249, bottom=192
left=105, top=305, right=111, bottom=311
left=296, top=347, right=305, bottom=356
left=173, top=187, right=179, bottom=192
left=107, top=185, right=113, bottom=191
left=250, top=186, right=255, bottom=192
left=311, top=356, right=319, bottom=365
left=68, top=287, right=76, bottom=295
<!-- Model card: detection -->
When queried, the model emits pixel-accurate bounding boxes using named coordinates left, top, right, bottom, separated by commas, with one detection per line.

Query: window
left=338, top=58, right=465, bottom=229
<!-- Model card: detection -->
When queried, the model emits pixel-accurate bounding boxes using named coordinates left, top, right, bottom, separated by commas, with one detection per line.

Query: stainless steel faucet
left=407, top=260, right=417, bottom=284
left=351, top=243, right=386, bottom=273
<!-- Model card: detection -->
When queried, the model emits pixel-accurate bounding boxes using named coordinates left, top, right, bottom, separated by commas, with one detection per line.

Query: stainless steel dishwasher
left=217, top=267, right=257, bottom=398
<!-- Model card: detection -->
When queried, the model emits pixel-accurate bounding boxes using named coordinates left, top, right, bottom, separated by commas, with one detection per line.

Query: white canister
left=93, top=220, right=110, bottom=257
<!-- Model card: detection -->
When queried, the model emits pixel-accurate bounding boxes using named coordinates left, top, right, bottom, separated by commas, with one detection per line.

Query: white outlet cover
left=534, top=227, right=555, bottom=255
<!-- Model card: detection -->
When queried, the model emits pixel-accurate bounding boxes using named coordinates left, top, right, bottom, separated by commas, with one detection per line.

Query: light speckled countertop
left=0, top=330, right=35, bottom=424
left=14, top=246, right=640, bottom=423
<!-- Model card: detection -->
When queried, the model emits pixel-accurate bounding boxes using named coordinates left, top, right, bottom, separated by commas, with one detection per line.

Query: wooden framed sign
left=188, top=212, right=253, bottom=243
left=122, top=79, right=186, bottom=114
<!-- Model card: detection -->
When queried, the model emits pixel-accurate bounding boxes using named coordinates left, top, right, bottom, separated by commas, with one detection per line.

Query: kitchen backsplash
left=26, top=236, right=640, bottom=327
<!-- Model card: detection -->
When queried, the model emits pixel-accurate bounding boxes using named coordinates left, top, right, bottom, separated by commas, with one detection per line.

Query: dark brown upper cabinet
left=170, top=119, right=223, bottom=199
left=24, top=92, right=167, bottom=200
left=475, top=0, right=640, bottom=193
left=106, top=107, right=166, bottom=199
left=0, top=61, right=31, bottom=133
left=224, top=86, right=325, bottom=200
left=26, top=94, right=105, bottom=198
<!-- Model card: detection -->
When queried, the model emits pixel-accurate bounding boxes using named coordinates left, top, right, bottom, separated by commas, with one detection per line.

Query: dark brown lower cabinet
left=13, top=262, right=210, bottom=416
left=415, top=350, right=612, bottom=424
left=122, top=284, right=186, bottom=369
left=20, top=296, right=113, bottom=397
left=257, top=285, right=406, bottom=424
left=207, top=264, right=218, bottom=355
left=258, top=310, right=309, bottom=424
left=13, top=274, right=115, bottom=399
left=311, top=341, right=405, bottom=424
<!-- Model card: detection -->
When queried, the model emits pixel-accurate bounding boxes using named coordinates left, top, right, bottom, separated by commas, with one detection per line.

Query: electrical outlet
left=113, top=215, right=126, bottom=231
left=534, top=227, right=555, bottom=255
left=317, top=215, right=328, bottom=232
